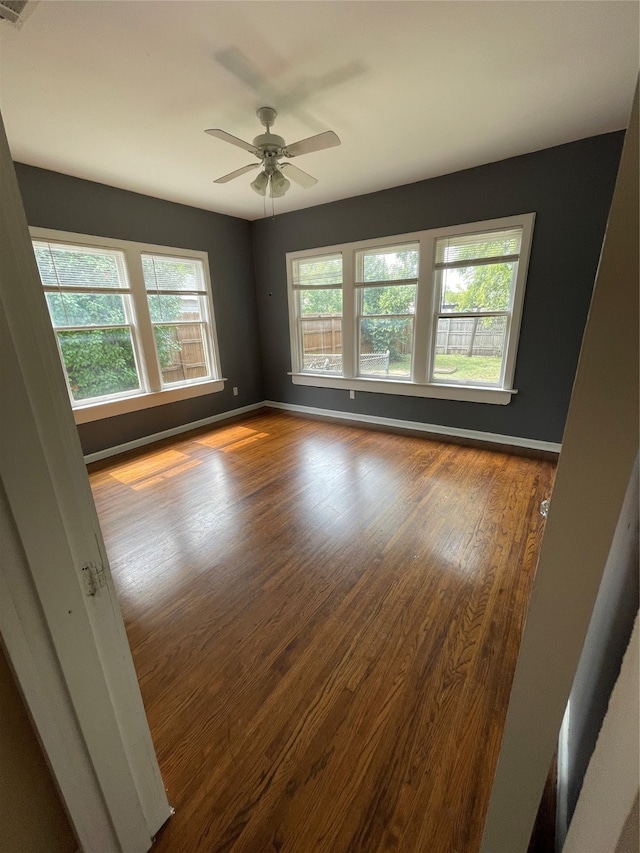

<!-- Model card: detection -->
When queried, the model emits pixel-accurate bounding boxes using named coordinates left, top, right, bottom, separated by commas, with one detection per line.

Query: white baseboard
left=84, top=399, right=561, bottom=463
left=83, top=402, right=265, bottom=463
left=264, top=400, right=562, bottom=454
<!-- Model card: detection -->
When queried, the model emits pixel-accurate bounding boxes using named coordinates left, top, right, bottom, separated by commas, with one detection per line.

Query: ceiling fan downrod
left=256, top=106, right=277, bottom=132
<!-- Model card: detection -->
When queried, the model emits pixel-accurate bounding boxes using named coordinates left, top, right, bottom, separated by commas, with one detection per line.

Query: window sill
left=289, top=373, right=515, bottom=405
left=72, top=379, right=226, bottom=424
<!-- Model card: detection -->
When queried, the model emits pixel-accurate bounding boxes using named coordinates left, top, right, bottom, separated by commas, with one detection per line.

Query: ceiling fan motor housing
left=252, top=132, right=285, bottom=153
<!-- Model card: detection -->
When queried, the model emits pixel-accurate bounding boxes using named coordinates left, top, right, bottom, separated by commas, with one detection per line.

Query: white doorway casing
left=0, top=111, right=171, bottom=851
left=481, top=85, right=639, bottom=851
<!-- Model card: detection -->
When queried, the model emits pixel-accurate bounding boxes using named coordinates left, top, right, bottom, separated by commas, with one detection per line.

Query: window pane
left=148, top=293, right=204, bottom=323
left=360, top=318, right=413, bottom=377
left=438, top=262, right=516, bottom=313
left=154, top=324, right=209, bottom=384
left=34, top=243, right=125, bottom=288
left=292, top=254, right=342, bottom=288
left=142, top=255, right=204, bottom=291
left=432, top=316, right=507, bottom=384
left=360, top=245, right=418, bottom=282
left=46, top=292, right=127, bottom=327
left=57, top=328, right=140, bottom=401
left=362, top=284, right=416, bottom=316
left=301, top=318, right=342, bottom=372
left=435, top=228, right=522, bottom=265
left=299, top=288, right=342, bottom=317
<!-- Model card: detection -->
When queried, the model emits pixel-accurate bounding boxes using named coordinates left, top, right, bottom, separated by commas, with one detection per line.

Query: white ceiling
left=1, top=1, right=637, bottom=221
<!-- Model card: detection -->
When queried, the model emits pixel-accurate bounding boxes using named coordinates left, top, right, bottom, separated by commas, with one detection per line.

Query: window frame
left=31, top=227, right=225, bottom=423
left=355, top=241, right=419, bottom=380
left=141, top=252, right=215, bottom=388
left=286, top=214, right=535, bottom=405
left=291, top=252, right=344, bottom=374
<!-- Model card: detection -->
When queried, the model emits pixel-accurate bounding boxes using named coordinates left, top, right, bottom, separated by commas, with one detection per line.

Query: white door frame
left=480, top=86, right=638, bottom=851
left=0, top=114, right=171, bottom=851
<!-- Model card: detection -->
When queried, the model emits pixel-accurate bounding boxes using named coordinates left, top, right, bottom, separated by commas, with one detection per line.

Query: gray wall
left=15, top=164, right=264, bottom=455
left=251, top=132, right=624, bottom=444
left=16, top=132, right=623, bottom=452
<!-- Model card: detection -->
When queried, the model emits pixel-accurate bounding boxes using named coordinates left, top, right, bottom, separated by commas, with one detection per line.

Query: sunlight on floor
left=132, top=459, right=202, bottom=491
left=196, top=425, right=268, bottom=450
left=109, top=449, right=196, bottom=486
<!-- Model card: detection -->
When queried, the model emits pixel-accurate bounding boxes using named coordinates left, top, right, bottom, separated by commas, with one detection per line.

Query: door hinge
left=81, top=562, right=106, bottom=596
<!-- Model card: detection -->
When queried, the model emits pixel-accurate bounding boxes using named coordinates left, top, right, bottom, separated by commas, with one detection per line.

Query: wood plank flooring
left=89, top=412, right=556, bottom=853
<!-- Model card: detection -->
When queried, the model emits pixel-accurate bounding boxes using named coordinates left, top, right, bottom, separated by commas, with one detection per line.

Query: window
left=356, top=243, right=418, bottom=378
left=31, top=229, right=223, bottom=422
left=432, top=227, right=523, bottom=387
left=287, top=214, right=534, bottom=405
left=292, top=253, right=343, bottom=373
left=142, top=254, right=212, bottom=385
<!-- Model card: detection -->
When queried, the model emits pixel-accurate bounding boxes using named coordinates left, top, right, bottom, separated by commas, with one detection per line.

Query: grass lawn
left=388, top=353, right=502, bottom=383
left=433, top=354, right=502, bottom=383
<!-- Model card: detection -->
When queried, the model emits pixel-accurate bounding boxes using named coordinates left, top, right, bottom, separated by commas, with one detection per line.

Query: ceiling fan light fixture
left=270, top=170, right=290, bottom=198
left=250, top=171, right=269, bottom=196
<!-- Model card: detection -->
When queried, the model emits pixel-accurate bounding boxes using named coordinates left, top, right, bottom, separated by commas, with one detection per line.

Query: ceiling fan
left=205, top=107, right=340, bottom=197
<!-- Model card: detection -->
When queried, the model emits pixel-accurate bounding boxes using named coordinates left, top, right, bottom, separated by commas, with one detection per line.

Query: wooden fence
left=302, top=316, right=504, bottom=361
left=302, top=318, right=342, bottom=356
left=160, top=321, right=207, bottom=384
left=436, top=317, right=504, bottom=357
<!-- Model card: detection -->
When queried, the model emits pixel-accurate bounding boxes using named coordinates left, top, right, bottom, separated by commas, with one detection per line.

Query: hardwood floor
left=89, top=412, right=556, bottom=853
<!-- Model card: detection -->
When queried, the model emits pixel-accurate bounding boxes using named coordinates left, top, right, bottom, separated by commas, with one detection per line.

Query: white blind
left=435, top=227, right=522, bottom=266
left=142, top=255, right=205, bottom=292
left=292, top=254, right=342, bottom=288
left=33, top=241, right=125, bottom=289
left=357, top=244, right=418, bottom=282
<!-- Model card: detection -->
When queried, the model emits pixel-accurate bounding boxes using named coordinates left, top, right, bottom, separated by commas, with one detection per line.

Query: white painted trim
left=563, top=615, right=639, bottom=853
left=480, top=85, right=639, bottom=853
left=73, top=378, right=226, bottom=424
left=285, top=213, right=535, bottom=405
left=83, top=401, right=265, bottom=463
left=284, top=214, right=536, bottom=258
left=0, top=484, right=121, bottom=852
left=83, top=398, right=559, bottom=464
left=1, top=113, right=171, bottom=852
left=290, top=372, right=515, bottom=404
left=264, top=400, right=561, bottom=453
left=29, top=226, right=225, bottom=420
left=557, top=700, right=571, bottom=850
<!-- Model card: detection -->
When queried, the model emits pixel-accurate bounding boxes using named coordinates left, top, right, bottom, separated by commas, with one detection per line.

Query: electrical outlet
left=233, top=387, right=238, bottom=396
left=349, top=390, right=355, bottom=399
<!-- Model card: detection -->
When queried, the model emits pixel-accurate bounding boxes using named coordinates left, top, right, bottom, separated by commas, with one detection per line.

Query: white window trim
left=286, top=214, right=535, bottom=405
left=30, top=227, right=226, bottom=422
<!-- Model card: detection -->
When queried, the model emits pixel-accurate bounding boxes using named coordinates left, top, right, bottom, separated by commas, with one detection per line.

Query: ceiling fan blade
left=214, top=47, right=281, bottom=104
left=279, top=162, right=318, bottom=189
left=205, top=128, right=258, bottom=155
left=279, top=61, right=367, bottom=112
left=284, top=130, right=341, bottom=158
left=214, top=163, right=259, bottom=184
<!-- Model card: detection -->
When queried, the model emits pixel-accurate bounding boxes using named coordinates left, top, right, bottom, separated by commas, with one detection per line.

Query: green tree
left=443, top=262, right=513, bottom=312
left=300, top=288, right=342, bottom=315
left=298, top=256, right=343, bottom=317
left=441, top=234, right=517, bottom=312
left=58, top=328, right=139, bottom=400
